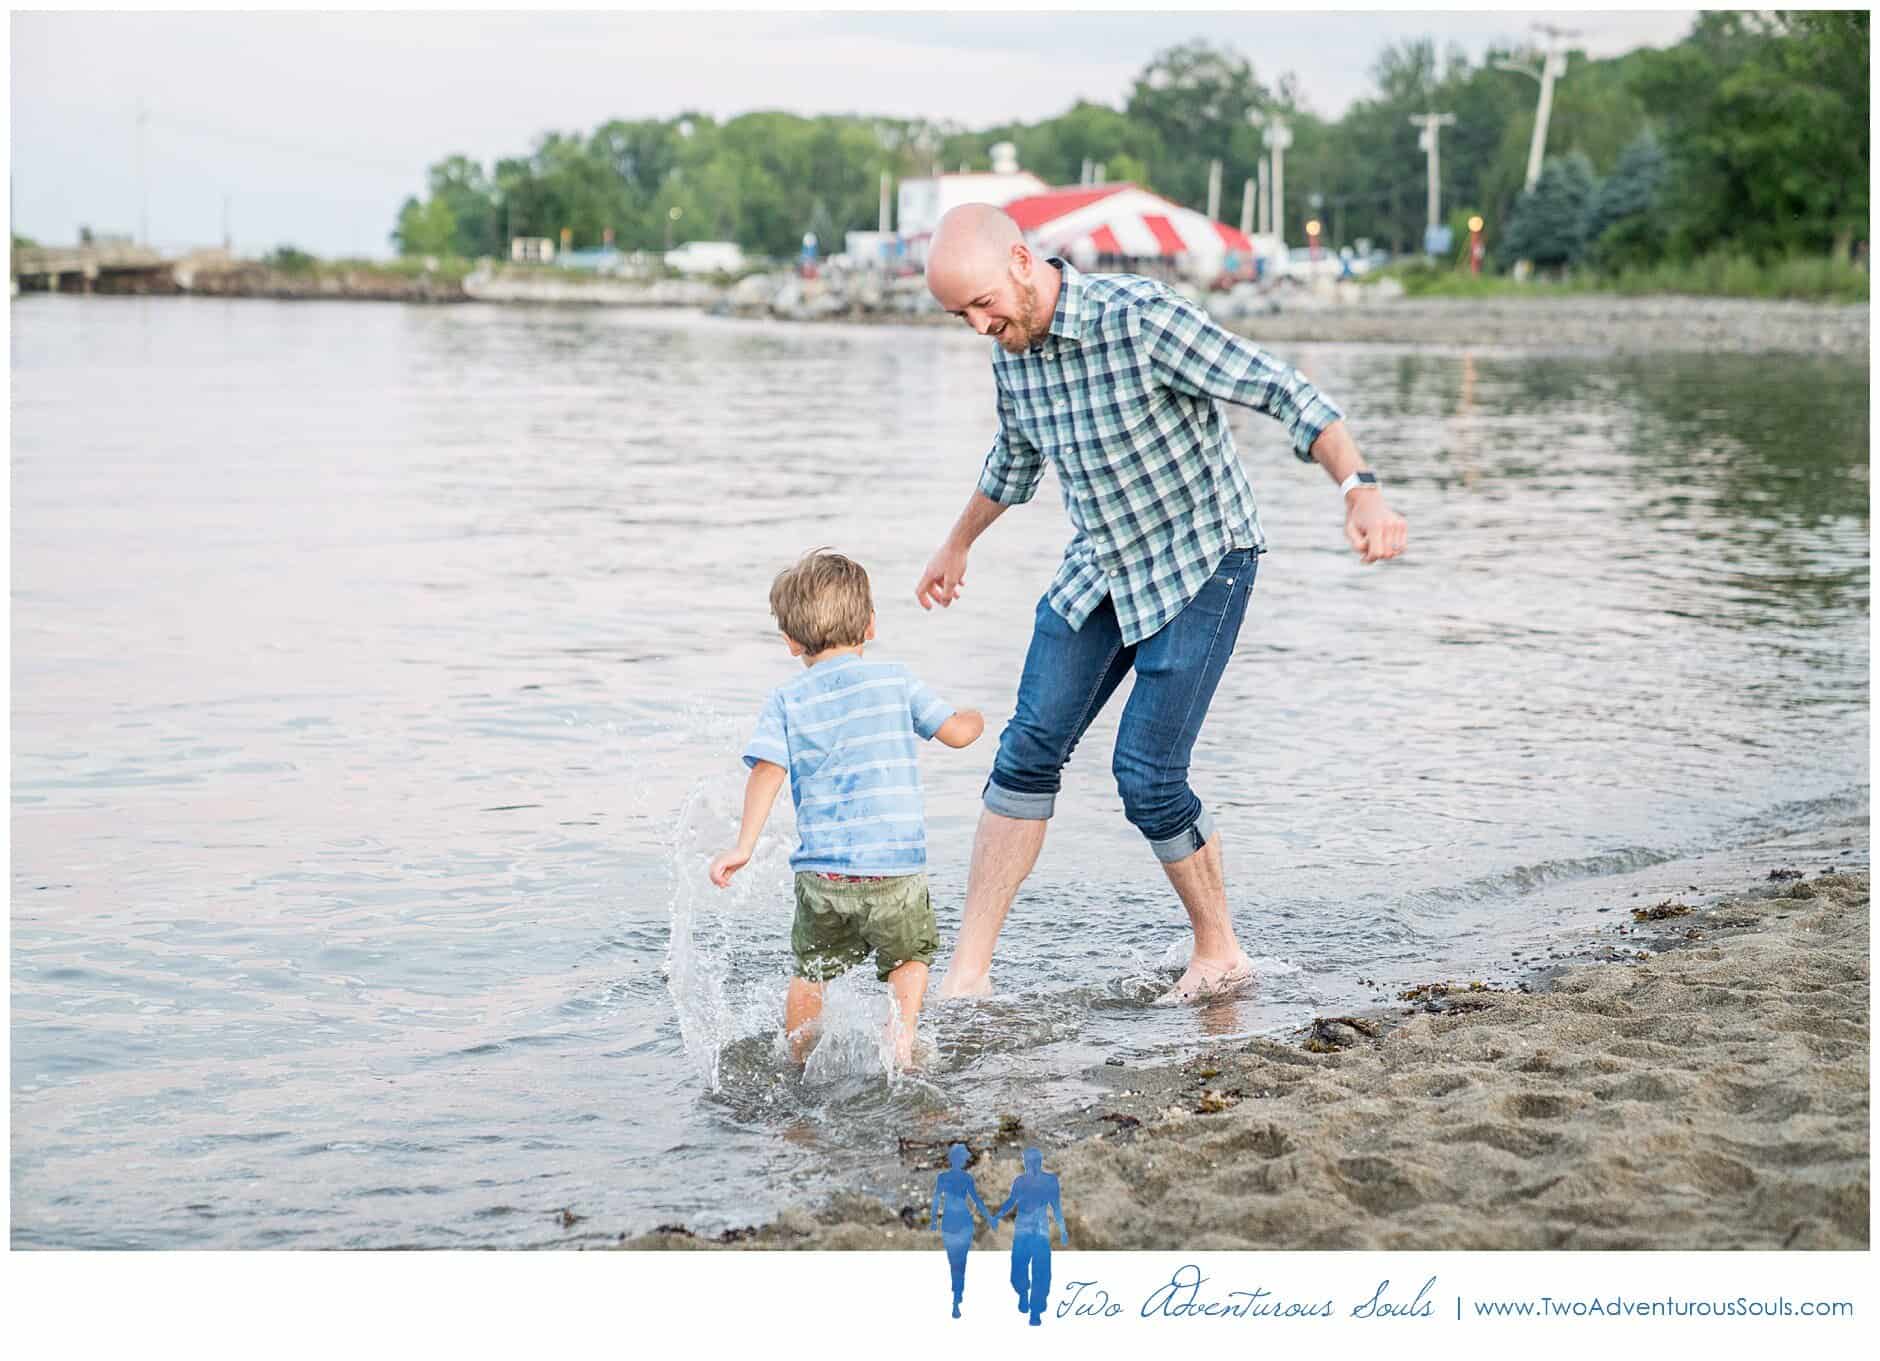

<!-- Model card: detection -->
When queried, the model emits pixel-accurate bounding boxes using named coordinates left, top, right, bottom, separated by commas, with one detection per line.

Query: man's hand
left=915, top=541, right=970, bottom=610
left=1344, top=493, right=1407, bottom=564
left=708, top=847, right=752, bottom=888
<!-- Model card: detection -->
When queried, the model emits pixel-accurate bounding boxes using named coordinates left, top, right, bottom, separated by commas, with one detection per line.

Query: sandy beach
left=628, top=863, right=1869, bottom=1252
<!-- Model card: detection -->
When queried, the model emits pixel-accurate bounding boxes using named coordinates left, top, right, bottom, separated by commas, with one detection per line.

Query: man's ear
left=865, top=612, right=878, bottom=643
left=783, top=631, right=804, bottom=656
left=1010, top=241, right=1032, bottom=279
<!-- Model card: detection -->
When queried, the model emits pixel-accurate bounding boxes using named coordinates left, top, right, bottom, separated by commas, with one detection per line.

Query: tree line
left=390, top=11, right=1866, bottom=275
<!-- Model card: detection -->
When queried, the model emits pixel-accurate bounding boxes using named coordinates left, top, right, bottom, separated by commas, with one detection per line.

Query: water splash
left=663, top=778, right=789, bottom=1092
left=662, top=767, right=907, bottom=1093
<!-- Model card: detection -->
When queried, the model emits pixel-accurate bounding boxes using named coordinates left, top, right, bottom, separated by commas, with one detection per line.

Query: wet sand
left=627, top=867, right=1869, bottom=1251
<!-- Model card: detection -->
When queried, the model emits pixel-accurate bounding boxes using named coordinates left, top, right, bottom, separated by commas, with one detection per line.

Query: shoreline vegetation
left=623, top=860, right=1870, bottom=1252
left=1385, top=252, right=1870, bottom=305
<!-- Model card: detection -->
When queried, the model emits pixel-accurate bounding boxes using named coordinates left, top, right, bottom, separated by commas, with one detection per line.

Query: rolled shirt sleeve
left=1137, top=294, right=1344, bottom=462
left=740, top=691, right=789, bottom=770
left=975, top=379, right=1047, bottom=504
left=905, top=676, right=955, bottom=741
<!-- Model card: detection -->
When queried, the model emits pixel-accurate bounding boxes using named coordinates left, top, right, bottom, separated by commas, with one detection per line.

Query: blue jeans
left=984, top=548, right=1260, bottom=863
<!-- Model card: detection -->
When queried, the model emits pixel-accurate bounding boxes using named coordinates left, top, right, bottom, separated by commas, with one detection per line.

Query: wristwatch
left=1339, top=470, right=1380, bottom=496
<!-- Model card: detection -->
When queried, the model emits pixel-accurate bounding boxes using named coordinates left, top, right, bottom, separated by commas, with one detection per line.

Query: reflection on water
left=10, top=297, right=1868, bottom=1247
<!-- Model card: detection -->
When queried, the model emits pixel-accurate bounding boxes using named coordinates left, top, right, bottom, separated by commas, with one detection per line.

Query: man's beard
left=997, top=279, right=1043, bottom=352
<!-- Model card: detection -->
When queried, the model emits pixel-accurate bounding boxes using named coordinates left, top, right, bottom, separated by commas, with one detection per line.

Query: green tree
left=392, top=195, right=457, bottom=257
left=1583, top=130, right=1669, bottom=267
left=1503, top=151, right=1597, bottom=268
left=1633, top=10, right=1869, bottom=258
left=425, top=155, right=499, bottom=257
left=1126, top=40, right=1273, bottom=210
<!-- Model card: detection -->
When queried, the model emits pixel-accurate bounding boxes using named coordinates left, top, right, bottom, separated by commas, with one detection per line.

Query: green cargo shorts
left=791, top=871, right=939, bottom=983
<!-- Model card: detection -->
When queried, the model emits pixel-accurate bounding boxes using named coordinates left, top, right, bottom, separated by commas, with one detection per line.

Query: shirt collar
left=1041, top=257, right=1084, bottom=345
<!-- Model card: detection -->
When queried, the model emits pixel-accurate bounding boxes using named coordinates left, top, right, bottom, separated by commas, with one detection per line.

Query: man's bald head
left=926, top=204, right=1024, bottom=294
left=925, top=203, right=1059, bottom=354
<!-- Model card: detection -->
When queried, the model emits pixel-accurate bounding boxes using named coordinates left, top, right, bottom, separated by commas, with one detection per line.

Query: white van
left=664, top=241, right=746, bottom=276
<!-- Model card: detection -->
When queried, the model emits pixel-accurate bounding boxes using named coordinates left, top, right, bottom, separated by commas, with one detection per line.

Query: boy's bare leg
left=784, top=977, right=825, bottom=1062
left=935, top=810, right=1047, bottom=999
left=883, top=960, right=930, bottom=1069
left=1155, top=834, right=1253, bottom=1004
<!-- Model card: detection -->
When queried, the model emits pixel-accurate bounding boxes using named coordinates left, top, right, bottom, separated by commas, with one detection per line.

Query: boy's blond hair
left=770, top=549, right=873, bottom=654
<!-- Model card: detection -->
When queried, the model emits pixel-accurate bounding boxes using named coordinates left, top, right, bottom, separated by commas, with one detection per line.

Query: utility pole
left=1250, top=112, right=1292, bottom=248
left=1408, top=112, right=1456, bottom=254
left=1240, top=177, right=1254, bottom=236
left=1496, top=22, right=1579, bottom=277
left=1257, top=157, right=1270, bottom=235
left=136, top=97, right=149, bottom=246
left=1496, top=23, right=1578, bottom=193
left=878, top=171, right=891, bottom=233
left=1206, top=159, right=1222, bottom=222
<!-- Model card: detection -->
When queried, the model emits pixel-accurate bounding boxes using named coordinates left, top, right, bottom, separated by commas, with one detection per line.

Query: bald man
left=916, top=204, right=1406, bottom=1003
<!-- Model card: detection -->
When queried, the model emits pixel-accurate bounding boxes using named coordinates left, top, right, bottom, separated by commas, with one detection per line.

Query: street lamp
left=1468, top=215, right=1485, bottom=275
left=665, top=204, right=682, bottom=251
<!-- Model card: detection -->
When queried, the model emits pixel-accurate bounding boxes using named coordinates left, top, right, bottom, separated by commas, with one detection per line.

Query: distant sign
left=1424, top=225, right=1453, bottom=256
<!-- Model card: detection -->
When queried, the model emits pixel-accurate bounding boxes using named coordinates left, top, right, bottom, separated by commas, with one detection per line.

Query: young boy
left=708, top=549, right=983, bottom=1070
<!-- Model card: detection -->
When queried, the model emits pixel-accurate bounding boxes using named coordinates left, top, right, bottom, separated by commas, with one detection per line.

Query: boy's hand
left=708, top=847, right=752, bottom=888
left=934, top=709, right=985, bottom=750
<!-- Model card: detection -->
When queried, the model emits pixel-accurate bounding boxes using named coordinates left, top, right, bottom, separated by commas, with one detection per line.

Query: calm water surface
left=10, top=297, right=1868, bottom=1247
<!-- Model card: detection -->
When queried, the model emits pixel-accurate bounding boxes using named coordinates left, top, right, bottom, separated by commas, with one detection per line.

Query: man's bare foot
left=934, top=970, right=993, bottom=1001
left=1152, top=952, right=1255, bottom=1007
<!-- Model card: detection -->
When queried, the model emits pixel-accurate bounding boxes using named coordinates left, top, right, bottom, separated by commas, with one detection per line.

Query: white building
left=896, top=142, right=1048, bottom=264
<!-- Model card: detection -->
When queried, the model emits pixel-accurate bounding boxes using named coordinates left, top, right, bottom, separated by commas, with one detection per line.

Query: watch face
left=1354, top=472, right=1377, bottom=484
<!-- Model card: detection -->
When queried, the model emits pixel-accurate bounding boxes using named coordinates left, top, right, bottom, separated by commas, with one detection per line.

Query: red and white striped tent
left=1003, top=184, right=1262, bottom=277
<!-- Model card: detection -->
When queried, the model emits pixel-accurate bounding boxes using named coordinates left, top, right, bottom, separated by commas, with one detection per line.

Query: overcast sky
left=10, top=8, right=1699, bottom=259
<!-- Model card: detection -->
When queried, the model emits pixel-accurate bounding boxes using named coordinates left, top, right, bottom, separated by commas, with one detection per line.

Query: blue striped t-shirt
left=741, top=654, right=956, bottom=875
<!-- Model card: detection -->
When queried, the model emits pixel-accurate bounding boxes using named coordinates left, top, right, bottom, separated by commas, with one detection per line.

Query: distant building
left=510, top=237, right=556, bottom=264
left=896, top=142, right=1048, bottom=265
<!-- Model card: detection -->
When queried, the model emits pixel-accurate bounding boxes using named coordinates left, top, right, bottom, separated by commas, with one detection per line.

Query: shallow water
left=10, top=297, right=1869, bottom=1247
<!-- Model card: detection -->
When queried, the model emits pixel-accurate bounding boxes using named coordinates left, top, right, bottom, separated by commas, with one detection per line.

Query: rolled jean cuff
left=982, top=776, right=1056, bottom=821
left=1146, top=806, right=1216, bottom=864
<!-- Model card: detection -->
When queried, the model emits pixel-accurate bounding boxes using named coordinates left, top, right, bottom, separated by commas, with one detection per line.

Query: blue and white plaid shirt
left=979, top=259, right=1344, bottom=644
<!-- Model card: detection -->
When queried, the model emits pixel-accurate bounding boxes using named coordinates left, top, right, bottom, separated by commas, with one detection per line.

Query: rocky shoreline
left=622, top=857, right=1870, bottom=1252
left=37, top=259, right=1868, bottom=356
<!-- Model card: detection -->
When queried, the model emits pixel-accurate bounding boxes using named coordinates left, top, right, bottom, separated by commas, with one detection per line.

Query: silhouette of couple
left=930, top=1143, right=1067, bottom=1323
